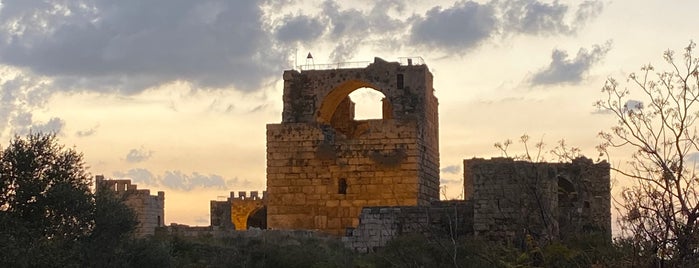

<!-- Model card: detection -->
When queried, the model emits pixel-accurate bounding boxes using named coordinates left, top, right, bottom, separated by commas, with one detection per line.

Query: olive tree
left=596, top=41, right=699, bottom=264
left=0, top=133, right=94, bottom=265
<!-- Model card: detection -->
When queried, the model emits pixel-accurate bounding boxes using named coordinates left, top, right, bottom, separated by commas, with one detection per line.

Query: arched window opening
left=246, top=207, right=267, bottom=229
left=349, top=87, right=386, bottom=120
left=338, top=178, right=347, bottom=194
left=557, top=176, right=577, bottom=206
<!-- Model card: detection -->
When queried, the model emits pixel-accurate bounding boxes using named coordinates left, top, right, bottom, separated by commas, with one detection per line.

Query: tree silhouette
left=596, top=41, right=699, bottom=265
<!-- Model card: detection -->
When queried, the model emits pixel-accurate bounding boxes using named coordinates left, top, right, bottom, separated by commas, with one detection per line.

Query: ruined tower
left=266, top=57, right=440, bottom=235
left=95, top=175, right=165, bottom=237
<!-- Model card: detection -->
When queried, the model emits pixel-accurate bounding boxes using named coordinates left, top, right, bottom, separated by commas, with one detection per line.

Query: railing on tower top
left=296, top=57, right=425, bottom=71
left=297, top=61, right=370, bottom=71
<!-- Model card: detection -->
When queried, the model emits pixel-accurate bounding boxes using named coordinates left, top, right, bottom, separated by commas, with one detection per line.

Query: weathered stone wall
left=210, top=191, right=266, bottom=230
left=96, top=175, right=165, bottom=237
left=463, top=157, right=610, bottom=243
left=342, top=201, right=473, bottom=253
left=267, top=57, right=439, bottom=235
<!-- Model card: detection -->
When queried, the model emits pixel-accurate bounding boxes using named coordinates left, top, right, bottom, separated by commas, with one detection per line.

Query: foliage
left=0, top=132, right=164, bottom=267
left=0, top=133, right=94, bottom=266
left=596, top=41, right=699, bottom=265
left=494, top=133, right=581, bottom=162
left=159, top=231, right=354, bottom=268
left=356, top=232, right=625, bottom=268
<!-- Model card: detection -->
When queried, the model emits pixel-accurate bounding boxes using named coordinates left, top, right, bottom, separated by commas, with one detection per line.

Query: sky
left=0, top=0, right=696, bottom=226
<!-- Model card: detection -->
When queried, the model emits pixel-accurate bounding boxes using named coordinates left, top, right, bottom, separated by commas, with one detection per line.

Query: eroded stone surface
left=267, top=57, right=440, bottom=235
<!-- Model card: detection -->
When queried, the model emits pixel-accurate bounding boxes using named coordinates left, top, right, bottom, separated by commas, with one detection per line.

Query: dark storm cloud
left=125, top=147, right=153, bottom=163
left=274, top=14, right=325, bottom=44
left=410, top=1, right=498, bottom=51
left=0, top=0, right=285, bottom=93
left=531, top=41, right=612, bottom=85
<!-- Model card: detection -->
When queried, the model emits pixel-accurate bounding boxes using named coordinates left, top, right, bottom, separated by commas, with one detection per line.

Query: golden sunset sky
left=0, top=0, right=696, bottom=225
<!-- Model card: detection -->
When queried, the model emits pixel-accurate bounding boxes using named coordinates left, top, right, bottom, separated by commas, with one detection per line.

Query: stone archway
left=231, top=199, right=265, bottom=230
left=318, top=81, right=394, bottom=138
left=246, top=206, right=267, bottom=229
left=317, top=80, right=387, bottom=124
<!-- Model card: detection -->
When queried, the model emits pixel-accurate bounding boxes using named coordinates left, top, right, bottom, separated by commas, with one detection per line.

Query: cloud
left=409, top=0, right=604, bottom=53
left=162, top=171, right=233, bottom=191
left=531, top=41, right=612, bottom=85
left=623, top=100, right=644, bottom=112
left=687, top=152, right=699, bottom=165
left=125, top=147, right=153, bottom=163
left=318, top=0, right=407, bottom=62
left=9, top=111, right=65, bottom=136
left=500, top=0, right=603, bottom=35
left=112, top=168, right=252, bottom=191
left=0, top=69, right=55, bottom=136
left=30, top=117, right=65, bottom=134
left=440, top=177, right=462, bottom=185
left=410, top=1, right=498, bottom=51
left=441, top=165, right=461, bottom=174
left=114, top=168, right=157, bottom=185
left=274, top=14, right=325, bottom=44
left=0, top=0, right=286, bottom=93
left=76, top=125, right=99, bottom=137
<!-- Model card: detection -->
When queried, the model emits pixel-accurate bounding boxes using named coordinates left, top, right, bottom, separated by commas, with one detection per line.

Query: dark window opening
left=157, top=215, right=161, bottom=227
left=338, top=178, right=347, bottom=194
left=397, top=74, right=404, bottom=89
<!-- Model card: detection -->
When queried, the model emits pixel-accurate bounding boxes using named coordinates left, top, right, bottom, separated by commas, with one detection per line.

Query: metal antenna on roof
left=306, top=52, right=314, bottom=69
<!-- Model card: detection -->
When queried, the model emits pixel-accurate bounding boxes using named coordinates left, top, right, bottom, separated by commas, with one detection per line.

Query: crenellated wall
left=210, top=191, right=266, bottom=230
left=267, top=57, right=440, bottom=235
left=95, top=175, right=165, bottom=237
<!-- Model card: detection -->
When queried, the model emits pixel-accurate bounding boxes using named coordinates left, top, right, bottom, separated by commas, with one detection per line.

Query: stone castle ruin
left=115, top=57, right=610, bottom=250
left=263, top=57, right=611, bottom=249
left=266, top=57, right=440, bottom=235
left=95, top=175, right=165, bottom=237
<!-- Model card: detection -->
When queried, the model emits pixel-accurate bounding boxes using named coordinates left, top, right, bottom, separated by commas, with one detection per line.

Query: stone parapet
left=95, top=175, right=165, bottom=237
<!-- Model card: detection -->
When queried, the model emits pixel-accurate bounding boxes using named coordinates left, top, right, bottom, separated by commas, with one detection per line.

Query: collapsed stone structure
left=342, top=157, right=611, bottom=251
left=464, top=157, right=611, bottom=242
left=95, top=175, right=165, bottom=237
left=266, top=57, right=440, bottom=235
left=210, top=191, right=266, bottom=230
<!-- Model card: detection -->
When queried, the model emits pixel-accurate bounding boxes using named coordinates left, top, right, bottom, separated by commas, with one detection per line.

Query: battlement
left=95, top=175, right=165, bottom=199
left=94, top=175, right=165, bottom=237
left=227, top=190, right=266, bottom=201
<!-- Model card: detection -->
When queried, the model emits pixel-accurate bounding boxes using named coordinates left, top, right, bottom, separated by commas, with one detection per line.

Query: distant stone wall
left=267, top=57, right=440, bottom=235
left=96, top=175, right=165, bottom=237
left=343, top=201, right=473, bottom=253
left=463, top=157, right=610, bottom=243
